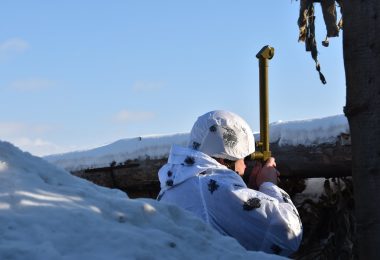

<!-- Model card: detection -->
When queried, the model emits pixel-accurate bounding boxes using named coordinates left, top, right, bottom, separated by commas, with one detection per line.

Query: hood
left=158, top=145, right=227, bottom=191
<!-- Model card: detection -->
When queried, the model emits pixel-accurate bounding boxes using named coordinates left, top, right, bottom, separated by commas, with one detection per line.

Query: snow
left=295, top=178, right=326, bottom=202
left=44, top=133, right=189, bottom=171
left=295, top=176, right=353, bottom=203
left=0, top=140, right=284, bottom=259
left=269, top=115, right=349, bottom=146
left=44, top=115, right=349, bottom=172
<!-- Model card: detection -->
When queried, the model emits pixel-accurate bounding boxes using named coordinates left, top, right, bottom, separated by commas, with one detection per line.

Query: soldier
left=157, top=110, right=302, bottom=256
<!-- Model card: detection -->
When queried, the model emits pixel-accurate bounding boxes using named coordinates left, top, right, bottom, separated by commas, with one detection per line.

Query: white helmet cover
left=188, top=110, right=255, bottom=161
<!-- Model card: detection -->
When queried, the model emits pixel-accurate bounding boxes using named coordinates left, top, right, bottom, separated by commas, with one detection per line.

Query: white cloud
left=9, top=78, right=56, bottom=91
left=0, top=122, right=58, bottom=156
left=132, top=80, right=164, bottom=92
left=16, top=137, right=53, bottom=147
left=0, top=122, right=75, bottom=156
left=0, top=122, right=25, bottom=136
left=0, top=122, right=53, bottom=136
left=113, top=110, right=155, bottom=122
left=12, top=137, right=76, bottom=157
left=0, top=38, right=29, bottom=57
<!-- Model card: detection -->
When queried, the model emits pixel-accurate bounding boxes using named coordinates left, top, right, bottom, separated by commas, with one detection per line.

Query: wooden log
left=72, top=159, right=164, bottom=198
left=245, top=140, right=352, bottom=179
left=72, top=140, right=352, bottom=197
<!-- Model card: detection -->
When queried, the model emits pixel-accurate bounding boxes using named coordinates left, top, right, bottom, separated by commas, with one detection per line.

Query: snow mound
left=0, top=141, right=283, bottom=259
left=44, top=115, right=349, bottom=172
left=269, top=115, right=349, bottom=146
left=44, top=133, right=189, bottom=171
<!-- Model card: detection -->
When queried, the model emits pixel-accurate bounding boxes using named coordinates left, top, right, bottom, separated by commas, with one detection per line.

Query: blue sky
left=0, top=1, right=345, bottom=156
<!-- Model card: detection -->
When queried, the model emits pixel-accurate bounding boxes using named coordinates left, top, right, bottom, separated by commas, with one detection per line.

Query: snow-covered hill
left=44, top=115, right=349, bottom=172
left=0, top=140, right=284, bottom=259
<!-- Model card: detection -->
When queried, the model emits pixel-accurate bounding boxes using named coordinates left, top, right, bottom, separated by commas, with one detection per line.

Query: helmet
left=188, top=110, right=255, bottom=160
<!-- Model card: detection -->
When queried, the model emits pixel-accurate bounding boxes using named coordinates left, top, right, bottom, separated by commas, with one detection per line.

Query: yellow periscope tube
left=251, top=45, right=274, bottom=162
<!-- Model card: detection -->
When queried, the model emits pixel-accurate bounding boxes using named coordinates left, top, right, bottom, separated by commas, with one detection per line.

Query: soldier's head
left=188, top=110, right=255, bottom=175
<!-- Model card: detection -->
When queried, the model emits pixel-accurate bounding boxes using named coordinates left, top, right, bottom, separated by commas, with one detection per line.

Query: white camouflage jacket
left=157, top=145, right=302, bottom=256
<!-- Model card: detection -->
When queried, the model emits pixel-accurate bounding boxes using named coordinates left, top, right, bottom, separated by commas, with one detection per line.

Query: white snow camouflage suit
left=157, top=145, right=303, bottom=256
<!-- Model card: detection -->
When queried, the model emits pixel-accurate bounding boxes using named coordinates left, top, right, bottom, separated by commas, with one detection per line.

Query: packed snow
left=269, top=115, right=349, bottom=146
left=44, top=133, right=189, bottom=172
left=0, top=141, right=285, bottom=259
left=44, top=115, right=349, bottom=172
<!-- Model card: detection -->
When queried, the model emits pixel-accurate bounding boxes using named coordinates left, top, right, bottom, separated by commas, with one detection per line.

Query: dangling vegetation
left=292, top=177, right=357, bottom=259
left=296, top=0, right=343, bottom=84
